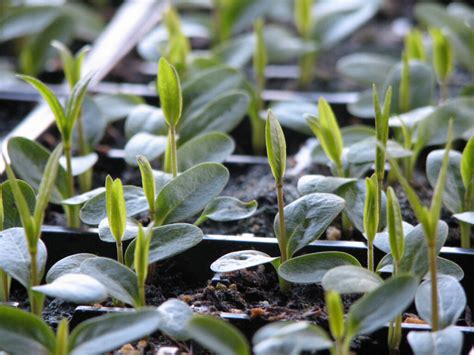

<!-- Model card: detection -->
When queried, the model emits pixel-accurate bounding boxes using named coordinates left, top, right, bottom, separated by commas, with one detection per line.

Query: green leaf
left=363, top=174, right=379, bottom=241
left=336, top=180, right=387, bottom=233
left=124, top=132, right=167, bottom=166
left=17, top=75, right=67, bottom=136
left=60, top=152, right=98, bottom=177
left=156, top=299, right=193, bottom=341
left=415, top=275, right=466, bottom=329
left=306, top=98, right=343, bottom=169
left=187, top=314, right=250, bottom=355
left=265, top=110, right=286, bottom=182
left=80, top=257, right=139, bottom=306
left=63, top=73, right=93, bottom=142
left=98, top=218, right=139, bottom=243
left=196, top=197, right=257, bottom=224
left=325, top=291, right=345, bottom=340
left=73, top=96, right=107, bottom=148
left=34, top=144, right=63, bottom=228
left=178, top=91, right=249, bottom=143
left=210, top=250, right=277, bottom=273
left=268, top=101, right=316, bottom=135
left=274, top=193, right=345, bottom=257
left=46, top=253, right=97, bottom=283
left=322, top=265, right=383, bottom=294
left=177, top=132, right=235, bottom=172
left=69, top=308, right=161, bottom=355
left=0, top=180, right=36, bottom=229
left=399, top=222, right=448, bottom=278
left=278, top=252, right=361, bottom=284
left=124, top=104, right=167, bottom=139
left=125, top=223, right=203, bottom=267
left=430, top=28, right=453, bottom=83
left=337, top=53, right=397, bottom=86
left=253, top=18, right=267, bottom=90
left=136, top=155, right=156, bottom=213
left=0, top=228, right=47, bottom=288
left=373, top=85, right=392, bottom=181
left=407, top=326, right=463, bottom=355
left=404, top=29, right=426, bottom=62
left=0, top=305, right=55, bottom=355
left=7, top=137, right=68, bottom=204
left=94, top=93, right=144, bottom=123
left=155, top=163, right=229, bottom=225
left=453, top=211, right=474, bottom=225
left=346, top=137, right=412, bottom=164
left=386, top=187, right=405, bottom=262
left=61, top=187, right=105, bottom=206
left=157, top=58, right=182, bottom=127
left=80, top=186, right=147, bottom=225
left=461, top=135, right=474, bottom=192
left=425, top=257, right=464, bottom=282
left=33, top=273, right=107, bottom=304
left=253, top=321, right=332, bottom=355
left=297, top=175, right=356, bottom=195
left=347, top=275, right=418, bottom=336
left=105, top=176, right=127, bottom=242
left=426, top=150, right=464, bottom=213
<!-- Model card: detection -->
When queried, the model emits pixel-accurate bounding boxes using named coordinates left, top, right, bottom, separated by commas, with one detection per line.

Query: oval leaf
left=211, top=250, right=277, bottom=273
left=46, top=253, right=97, bottom=283
left=156, top=299, right=193, bottom=341
left=59, top=152, right=98, bottom=177
left=155, top=163, right=229, bottom=225
left=198, top=197, right=257, bottom=223
left=278, top=252, right=361, bottom=284
left=297, top=175, right=356, bottom=195
left=98, top=218, right=139, bottom=243
left=322, top=265, right=383, bottom=294
left=125, top=223, right=203, bottom=267
left=33, top=273, right=108, bottom=304
left=124, top=104, right=167, bottom=139
left=124, top=132, right=167, bottom=166
left=407, top=326, right=463, bottom=355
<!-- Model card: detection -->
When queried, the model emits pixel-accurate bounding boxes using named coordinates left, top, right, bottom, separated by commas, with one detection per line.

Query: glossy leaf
left=80, top=257, right=139, bottom=306
left=347, top=275, right=417, bottom=336
left=322, top=265, right=383, bottom=294
left=125, top=223, right=203, bottom=267
left=155, top=163, right=229, bottom=225
left=415, top=275, right=466, bottom=329
left=187, top=314, right=250, bottom=355
left=278, top=252, right=360, bottom=284
left=274, top=193, right=345, bottom=257
left=33, top=273, right=107, bottom=304
left=177, top=132, right=235, bottom=172
left=211, top=250, right=277, bottom=273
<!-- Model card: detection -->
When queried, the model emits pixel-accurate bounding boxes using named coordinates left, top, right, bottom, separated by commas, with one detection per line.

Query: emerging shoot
left=105, top=175, right=127, bottom=264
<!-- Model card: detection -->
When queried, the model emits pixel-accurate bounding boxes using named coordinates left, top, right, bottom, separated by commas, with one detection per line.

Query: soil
left=0, top=99, right=35, bottom=140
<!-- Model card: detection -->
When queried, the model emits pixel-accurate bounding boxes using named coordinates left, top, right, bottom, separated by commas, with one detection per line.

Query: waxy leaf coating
left=211, top=250, right=277, bottom=273
left=322, top=265, right=383, bottom=294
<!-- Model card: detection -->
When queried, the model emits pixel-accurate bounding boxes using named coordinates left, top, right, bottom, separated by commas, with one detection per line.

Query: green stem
left=169, top=126, right=178, bottom=177
left=459, top=222, right=471, bottom=249
left=440, top=81, right=448, bottom=103
left=76, top=111, right=92, bottom=193
left=298, top=51, right=316, bottom=88
left=116, top=241, right=124, bottom=264
left=0, top=269, right=10, bottom=302
left=250, top=89, right=266, bottom=155
left=332, top=338, right=350, bottom=355
left=29, top=251, right=43, bottom=316
left=194, top=214, right=208, bottom=226
left=428, top=241, right=439, bottom=331
left=276, top=181, right=290, bottom=293
left=341, top=212, right=353, bottom=237
left=138, top=282, right=146, bottom=308
left=367, top=239, right=374, bottom=272
left=64, top=145, right=80, bottom=228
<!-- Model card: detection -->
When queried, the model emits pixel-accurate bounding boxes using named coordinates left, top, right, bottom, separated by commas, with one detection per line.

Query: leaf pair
left=51, top=40, right=90, bottom=88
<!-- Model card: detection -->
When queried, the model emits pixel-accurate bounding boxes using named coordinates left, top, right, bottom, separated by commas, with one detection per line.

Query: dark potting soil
left=0, top=99, right=35, bottom=139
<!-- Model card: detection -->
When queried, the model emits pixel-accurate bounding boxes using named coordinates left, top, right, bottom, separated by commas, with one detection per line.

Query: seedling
left=162, top=5, right=190, bottom=73
left=363, top=174, right=379, bottom=272
left=18, top=73, right=92, bottom=227
left=386, top=121, right=453, bottom=331
left=212, top=111, right=350, bottom=292
left=294, top=0, right=316, bottom=87
left=0, top=145, right=62, bottom=315
left=157, top=57, right=182, bottom=177
left=52, top=40, right=93, bottom=193
left=253, top=275, right=418, bottom=355
left=430, top=28, right=453, bottom=102
left=404, top=28, right=426, bottom=62
left=105, top=175, right=127, bottom=263
left=0, top=306, right=162, bottom=355
left=426, top=135, right=474, bottom=248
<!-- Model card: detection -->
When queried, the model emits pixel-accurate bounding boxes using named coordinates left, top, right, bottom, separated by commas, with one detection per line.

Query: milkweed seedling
left=294, top=0, right=316, bottom=87
left=1, top=144, right=62, bottom=315
left=52, top=40, right=93, bottom=193
left=17, top=73, right=92, bottom=227
left=430, top=27, right=453, bottom=102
